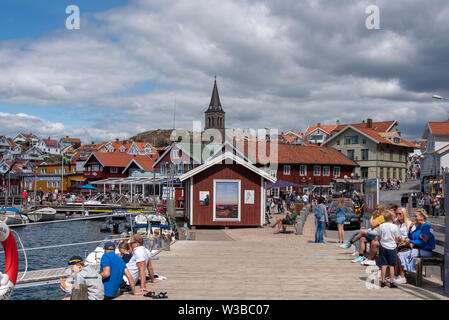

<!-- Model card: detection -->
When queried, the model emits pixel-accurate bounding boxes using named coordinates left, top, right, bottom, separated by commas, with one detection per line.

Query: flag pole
left=61, top=154, right=64, bottom=202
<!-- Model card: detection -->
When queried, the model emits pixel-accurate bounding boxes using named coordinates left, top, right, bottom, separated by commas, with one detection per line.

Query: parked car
left=327, top=198, right=361, bottom=230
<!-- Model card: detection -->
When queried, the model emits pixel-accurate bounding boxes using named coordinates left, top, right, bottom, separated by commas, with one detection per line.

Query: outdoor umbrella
left=266, top=180, right=302, bottom=188
left=78, top=184, right=97, bottom=196
left=78, top=184, right=97, bottom=190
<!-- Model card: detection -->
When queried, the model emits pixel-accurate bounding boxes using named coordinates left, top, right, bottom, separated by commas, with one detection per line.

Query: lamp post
left=434, top=95, right=449, bottom=294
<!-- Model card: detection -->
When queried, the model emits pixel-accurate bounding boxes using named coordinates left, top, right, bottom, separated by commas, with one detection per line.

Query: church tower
left=204, top=77, right=225, bottom=131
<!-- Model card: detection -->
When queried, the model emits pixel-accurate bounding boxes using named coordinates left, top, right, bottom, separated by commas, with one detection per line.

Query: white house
left=420, top=120, right=449, bottom=177
left=37, top=137, right=61, bottom=156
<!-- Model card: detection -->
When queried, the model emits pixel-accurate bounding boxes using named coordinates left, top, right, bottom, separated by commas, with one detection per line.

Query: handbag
left=397, top=240, right=413, bottom=253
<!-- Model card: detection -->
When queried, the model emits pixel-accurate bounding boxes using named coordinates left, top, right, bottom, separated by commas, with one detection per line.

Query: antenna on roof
left=172, top=97, right=177, bottom=130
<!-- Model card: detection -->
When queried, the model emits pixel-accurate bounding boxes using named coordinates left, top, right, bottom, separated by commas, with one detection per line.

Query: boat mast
left=33, top=160, right=37, bottom=208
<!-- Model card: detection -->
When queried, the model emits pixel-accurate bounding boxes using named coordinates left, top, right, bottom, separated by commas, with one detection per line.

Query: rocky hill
left=130, top=129, right=192, bottom=147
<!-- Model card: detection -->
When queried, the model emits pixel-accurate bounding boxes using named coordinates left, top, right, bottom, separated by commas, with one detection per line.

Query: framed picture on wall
left=199, top=191, right=209, bottom=206
left=213, top=180, right=241, bottom=221
left=244, top=190, right=254, bottom=204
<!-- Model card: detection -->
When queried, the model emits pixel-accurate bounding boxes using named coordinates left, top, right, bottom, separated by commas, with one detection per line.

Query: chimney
left=91, top=141, right=94, bottom=144
left=398, top=132, right=401, bottom=136
left=317, top=123, right=321, bottom=127
left=336, top=120, right=340, bottom=126
left=116, top=138, right=119, bottom=142
left=367, top=118, right=373, bottom=128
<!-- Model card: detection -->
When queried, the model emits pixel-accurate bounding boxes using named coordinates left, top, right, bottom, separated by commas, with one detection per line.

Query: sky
left=0, top=0, right=449, bottom=144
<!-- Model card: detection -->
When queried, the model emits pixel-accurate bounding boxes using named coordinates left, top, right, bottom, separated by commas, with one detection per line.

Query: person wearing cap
left=100, top=241, right=144, bottom=299
left=60, top=255, right=104, bottom=300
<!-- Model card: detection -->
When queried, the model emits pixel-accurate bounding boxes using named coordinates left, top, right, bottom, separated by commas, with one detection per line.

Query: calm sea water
left=1, top=218, right=110, bottom=300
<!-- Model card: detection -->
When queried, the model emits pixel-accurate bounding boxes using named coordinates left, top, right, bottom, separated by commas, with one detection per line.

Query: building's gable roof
left=305, top=125, right=338, bottom=135
left=334, top=120, right=397, bottom=133
left=85, top=152, right=156, bottom=170
left=60, top=137, right=81, bottom=144
left=179, top=152, right=276, bottom=183
left=152, top=142, right=216, bottom=168
left=41, top=138, right=60, bottom=148
left=426, top=120, right=449, bottom=137
left=324, top=125, right=416, bottom=149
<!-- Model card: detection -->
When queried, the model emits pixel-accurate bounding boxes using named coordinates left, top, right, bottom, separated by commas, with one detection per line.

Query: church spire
left=204, top=77, right=225, bottom=131
left=207, top=77, right=223, bottom=112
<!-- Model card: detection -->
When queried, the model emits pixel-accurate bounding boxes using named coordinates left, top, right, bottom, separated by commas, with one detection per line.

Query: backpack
left=314, top=204, right=324, bottom=219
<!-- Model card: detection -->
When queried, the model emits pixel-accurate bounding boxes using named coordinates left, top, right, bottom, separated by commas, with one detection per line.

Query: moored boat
left=26, top=207, right=57, bottom=222
left=0, top=207, right=30, bottom=226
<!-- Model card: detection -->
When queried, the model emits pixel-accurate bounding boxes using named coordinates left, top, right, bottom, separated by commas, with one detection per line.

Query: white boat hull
left=27, top=207, right=56, bottom=222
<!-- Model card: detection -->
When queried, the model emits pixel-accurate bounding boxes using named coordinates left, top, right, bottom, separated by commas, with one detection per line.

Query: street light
left=432, top=95, right=449, bottom=101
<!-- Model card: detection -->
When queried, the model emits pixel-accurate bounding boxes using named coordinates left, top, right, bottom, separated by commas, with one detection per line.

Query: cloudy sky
left=0, top=0, right=448, bottom=144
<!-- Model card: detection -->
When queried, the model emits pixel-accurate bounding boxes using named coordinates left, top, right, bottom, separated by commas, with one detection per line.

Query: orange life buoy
left=0, top=221, right=19, bottom=300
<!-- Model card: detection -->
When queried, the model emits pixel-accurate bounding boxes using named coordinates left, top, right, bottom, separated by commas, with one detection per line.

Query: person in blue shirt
left=100, top=241, right=144, bottom=299
left=335, top=198, right=346, bottom=243
left=397, top=209, right=435, bottom=283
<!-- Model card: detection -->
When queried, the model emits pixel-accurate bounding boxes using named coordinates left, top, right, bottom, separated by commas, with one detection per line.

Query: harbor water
left=1, top=218, right=109, bottom=300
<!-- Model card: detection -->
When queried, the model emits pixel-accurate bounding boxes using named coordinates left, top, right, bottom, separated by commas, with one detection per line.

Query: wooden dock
left=117, top=214, right=449, bottom=300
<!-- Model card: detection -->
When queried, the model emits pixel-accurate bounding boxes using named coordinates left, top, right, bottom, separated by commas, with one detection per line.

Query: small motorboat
left=26, top=207, right=56, bottom=222
left=100, top=216, right=131, bottom=234
left=0, top=207, right=29, bottom=226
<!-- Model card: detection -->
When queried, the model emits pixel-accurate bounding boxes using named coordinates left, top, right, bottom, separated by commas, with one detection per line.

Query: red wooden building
left=179, top=152, right=276, bottom=227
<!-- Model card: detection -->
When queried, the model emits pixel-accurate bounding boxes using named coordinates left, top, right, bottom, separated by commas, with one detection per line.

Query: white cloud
left=0, top=0, right=448, bottom=142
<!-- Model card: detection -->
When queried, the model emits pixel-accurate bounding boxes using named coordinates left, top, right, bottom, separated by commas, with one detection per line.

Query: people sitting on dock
left=340, top=204, right=385, bottom=264
left=60, top=255, right=104, bottom=300
left=397, top=209, right=435, bottom=283
left=118, top=241, right=133, bottom=263
left=271, top=206, right=297, bottom=234
left=100, top=241, right=144, bottom=299
left=392, top=207, right=413, bottom=284
left=124, top=234, right=157, bottom=293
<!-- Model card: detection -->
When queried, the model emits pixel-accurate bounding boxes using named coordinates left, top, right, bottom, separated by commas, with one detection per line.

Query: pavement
left=116, top=206, right=448, bottom=300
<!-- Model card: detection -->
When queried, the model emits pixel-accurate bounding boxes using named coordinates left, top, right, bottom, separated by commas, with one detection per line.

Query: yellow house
left=22, top=162, right=85, bottom=193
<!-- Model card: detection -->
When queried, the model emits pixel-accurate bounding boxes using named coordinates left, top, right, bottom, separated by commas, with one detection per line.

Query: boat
left=0, top=207, right=30, bottom=226
left=26, top=207, right=56, bottom=222
left=100, top=216, right=131, bottom=234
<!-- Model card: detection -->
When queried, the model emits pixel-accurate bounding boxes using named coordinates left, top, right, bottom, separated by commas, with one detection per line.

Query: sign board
left=363, top=178, right=379, bottom=217
left=244, top=190, right=255, bottom=204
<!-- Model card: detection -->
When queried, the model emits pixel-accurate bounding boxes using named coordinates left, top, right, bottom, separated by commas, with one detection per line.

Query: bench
left=415, top=251, right=445, bottom=287
left=280, top=213, right=298, bottom=233
left=280, top=209, right=309, bottom=234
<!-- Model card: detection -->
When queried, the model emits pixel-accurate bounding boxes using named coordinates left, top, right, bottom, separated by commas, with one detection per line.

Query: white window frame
left=213, top=179, right=241, bottom=222
left=110, top=167, right=118, bottom=174
left=272, top=187, right=279, bottom=198
left=283, top=165, right=291, bottom=175
left=333, top=166, right=341, bottom=177
left=173, top=149, right=180, bottom=160
left=299, top=165, right=307, bottom=176
left=323, top=166, right=330, bottom=176
left=313, top=165, right=321, bottom=176
left=177, top=162, right=184, bottom=175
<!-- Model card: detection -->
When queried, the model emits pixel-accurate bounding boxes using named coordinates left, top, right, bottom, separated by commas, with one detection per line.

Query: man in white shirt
left=125, top=234, right=155, bottom=292
left=302, top=194, right=308, bottom=203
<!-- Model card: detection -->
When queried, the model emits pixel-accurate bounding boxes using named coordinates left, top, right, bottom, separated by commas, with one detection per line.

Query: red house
left=83, top=152, right=155, bottom=184
left=256, top=143, right=358, bottom=196
left=180, top=152, right=276, bottom=227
